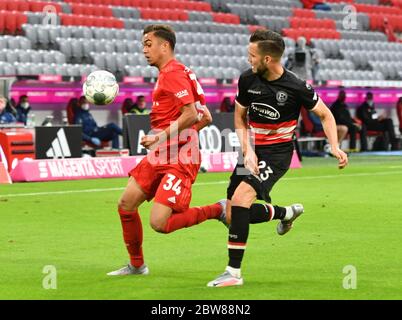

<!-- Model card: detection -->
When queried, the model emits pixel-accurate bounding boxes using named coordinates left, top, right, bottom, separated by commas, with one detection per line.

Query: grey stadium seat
left=105, top=54, right=117, bottom=73
left=60, top=27, right=73, bottom=39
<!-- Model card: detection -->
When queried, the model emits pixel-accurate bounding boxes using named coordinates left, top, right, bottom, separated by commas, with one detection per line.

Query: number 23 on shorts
left=258, top=161, right=273, bottom=181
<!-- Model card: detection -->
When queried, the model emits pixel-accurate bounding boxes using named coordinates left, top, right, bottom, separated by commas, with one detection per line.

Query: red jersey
left=148, top=59, right=205, bottom=182
left=150, top=59, right=206, bottom=130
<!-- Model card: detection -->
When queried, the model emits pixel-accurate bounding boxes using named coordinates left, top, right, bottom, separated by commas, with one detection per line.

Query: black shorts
left=227, top=142, right=294, bottom=203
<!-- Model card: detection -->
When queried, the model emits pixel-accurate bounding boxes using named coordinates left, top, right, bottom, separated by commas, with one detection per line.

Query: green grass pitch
left=1, top=155, right=402, bottom=300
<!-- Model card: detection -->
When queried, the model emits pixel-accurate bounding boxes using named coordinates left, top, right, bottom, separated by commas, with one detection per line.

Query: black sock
left=228, top=206, right=249, bottom=269
left=249, top=203, right=287, bottom=223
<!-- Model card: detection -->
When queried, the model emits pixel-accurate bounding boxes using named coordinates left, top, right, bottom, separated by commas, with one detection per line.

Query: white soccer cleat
left=217, top=199, right=230, bottom=228
left=207, top=271, right=244, bottom=287
left=277, top=204, right=304, bottom=236
left=107, top=264, right=149, bottom=276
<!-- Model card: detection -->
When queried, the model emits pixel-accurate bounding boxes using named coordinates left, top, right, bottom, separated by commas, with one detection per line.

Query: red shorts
left=130, top=156, right=199, bottom=212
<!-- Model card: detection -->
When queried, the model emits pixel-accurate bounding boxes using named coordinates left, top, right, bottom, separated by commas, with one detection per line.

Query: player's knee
left=118, top=198, right=134, bottom=212
left=150, top=219, right=167, bottom=233
left=231, top=189, right=254, bottom=207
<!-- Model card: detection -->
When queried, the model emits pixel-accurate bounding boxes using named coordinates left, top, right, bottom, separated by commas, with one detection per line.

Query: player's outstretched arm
left=311, top=99, right=348, bottom=169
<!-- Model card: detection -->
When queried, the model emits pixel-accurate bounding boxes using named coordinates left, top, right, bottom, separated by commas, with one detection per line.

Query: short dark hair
left=143, top=24, right=176, bottom=50
left=249, top=29, right=285, bottom=60
left=366, top=92, right=373, bottom=99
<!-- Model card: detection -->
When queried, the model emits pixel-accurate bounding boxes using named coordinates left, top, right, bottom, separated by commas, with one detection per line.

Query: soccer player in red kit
left=108, top=25, right=226, bottom=276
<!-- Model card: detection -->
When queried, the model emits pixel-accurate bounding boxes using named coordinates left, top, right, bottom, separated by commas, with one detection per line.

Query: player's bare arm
left=311, top=99, right=348, bottom=169
left=141, top=102, right=198, bottom=149
left=235, top=101, right=259, bottom=175
left=193, top=105, right=213, bottom=132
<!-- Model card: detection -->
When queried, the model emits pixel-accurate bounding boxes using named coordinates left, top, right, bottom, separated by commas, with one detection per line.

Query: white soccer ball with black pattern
left=83, top=70, right=119, bottom=105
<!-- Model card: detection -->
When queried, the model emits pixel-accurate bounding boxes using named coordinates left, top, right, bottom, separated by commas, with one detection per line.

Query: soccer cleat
left=207, top=271, right=244, bottom=287
left=277, top=204, right=304, bottom=236
left=217, top=199, right=230, bottom=228
left=107, top=263, right=149, bottom=276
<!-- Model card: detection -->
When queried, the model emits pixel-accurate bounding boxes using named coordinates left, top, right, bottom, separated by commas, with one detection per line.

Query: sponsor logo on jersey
left=247, top=89, right=261, bottom=95
left=175, top=89, right=189, bottom=99
left=276, top=91, right=288, bottom=104
left=250, top=103, right=280, bottom=120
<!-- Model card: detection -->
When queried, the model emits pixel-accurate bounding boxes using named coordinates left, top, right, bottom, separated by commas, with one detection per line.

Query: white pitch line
left=1, top=170, right=402, bottom=198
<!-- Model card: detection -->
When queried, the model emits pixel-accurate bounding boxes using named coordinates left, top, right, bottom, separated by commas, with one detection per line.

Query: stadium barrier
left=9, top=151, right=301, bottom=182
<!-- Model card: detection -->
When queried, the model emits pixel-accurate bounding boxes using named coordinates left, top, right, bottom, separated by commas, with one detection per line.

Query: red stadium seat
left=30, top=1, right=63, bottom=14
left=16, top=12, right=27, bottom=34
left=211, top=12, right=240, bottom=25
left=5, top=12, right=17, bottom=34
left=7, top=0, right=20, bottom=12
left=300, top=107, right=326, bottom=137
left=0, top=1, right=7, bottom=11
left=293, top=8, right=316, bottom=18
left=0, top=12, right=5, bottom=34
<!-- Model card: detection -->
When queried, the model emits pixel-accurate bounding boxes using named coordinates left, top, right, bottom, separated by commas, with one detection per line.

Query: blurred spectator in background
left=15, top=95, right=31, bottom=125
left=130, top=96, right=149, bottom=115
left=0, top=96, right=17, bottom=124
left=310, top=48, right=320, bottom=83
left=74, top=96, right=122, bottom=149
left=357, top=92, right=399, bottom=150
left=67, top=98, right=79, bottom=125
left=301, top=0, right=331, bottom=10
left=220, top=97, right=234, bottom=113
left=122, top=96, right=149, bottom=115
left=396, top=97, right=402, bottom=134
left=331, top=90, right=367, bottom=152
left=292, top=37, right=312, bottom=80
left=121, top=97, right=134, bottom=115
left=10, top=98, right=16, bottom=108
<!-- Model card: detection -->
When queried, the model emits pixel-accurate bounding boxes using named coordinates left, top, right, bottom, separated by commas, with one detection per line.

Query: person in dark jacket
left=15, top=95, right=31, bottom=125
left=0, top=96, right=17, bottom=124
left=356, top=92, right=398, bottom=150
left=331, top=90, right=367, bottom=152
left=74, top=96, right=122, bottom=149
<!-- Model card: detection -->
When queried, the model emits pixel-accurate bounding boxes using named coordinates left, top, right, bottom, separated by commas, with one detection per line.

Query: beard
left=254, top=64, right=269, bottom=78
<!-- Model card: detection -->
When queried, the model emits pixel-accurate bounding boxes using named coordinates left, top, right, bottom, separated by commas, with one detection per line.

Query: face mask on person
left=138, top=102, right=146, bottom=109
left=367, top=100, right=374, bottom=107
left=21, top=102, right=30, bottom=109
left=82, top=103, right=90, bottom=111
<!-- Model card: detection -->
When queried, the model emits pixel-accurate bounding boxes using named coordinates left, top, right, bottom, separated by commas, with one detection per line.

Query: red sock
left=118, top=207, right=144, bottom=268
left=163, top=203, right=222, bottom=233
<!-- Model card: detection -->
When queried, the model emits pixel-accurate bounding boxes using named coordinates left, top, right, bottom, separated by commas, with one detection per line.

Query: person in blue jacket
left=15, top=95, right=31, bottom=125
left=0, top=96, right=17, bottom=124
left=74, top=96, right=122, bottom=149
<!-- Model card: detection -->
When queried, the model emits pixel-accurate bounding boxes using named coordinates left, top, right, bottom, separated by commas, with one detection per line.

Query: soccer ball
left=83, top=70, right=119, bottom=105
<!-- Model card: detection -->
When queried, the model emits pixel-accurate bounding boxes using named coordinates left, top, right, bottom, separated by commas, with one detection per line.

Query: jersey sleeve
left=235, top=74, right=250, bottom=108
left=298, top=81, right=319, bottom=110
left=163, top=71, right=196, bottom=108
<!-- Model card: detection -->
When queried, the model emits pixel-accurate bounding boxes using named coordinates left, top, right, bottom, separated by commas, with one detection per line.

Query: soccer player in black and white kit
left=208, top=30, right=348, bottom=287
